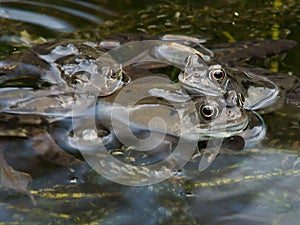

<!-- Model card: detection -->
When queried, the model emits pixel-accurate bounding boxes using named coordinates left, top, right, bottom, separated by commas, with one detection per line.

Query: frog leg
left=195, top=139, right=224, bottom=171
left=29, top=127, right=84, bottom=168
left=50, top=123, right=121, bottom=155
left=160, top=34, right=214, bottom=61
left=129, top=131, right=175, bottom=163
left=0, top=143, right=36, bottom=205
left=0, top=61, right=50, bottom=86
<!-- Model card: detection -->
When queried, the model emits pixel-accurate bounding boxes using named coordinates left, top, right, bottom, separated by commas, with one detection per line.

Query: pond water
left=0, top=0, right=299, bottom=224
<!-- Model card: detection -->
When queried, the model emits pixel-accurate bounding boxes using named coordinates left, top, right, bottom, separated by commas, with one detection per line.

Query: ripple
left=0, top=6, right=74, bottom=32
left=0, top=0, right=118, bottom=32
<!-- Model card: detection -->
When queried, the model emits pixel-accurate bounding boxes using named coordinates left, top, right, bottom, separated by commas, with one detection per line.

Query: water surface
left=0, top=0, right=299, bottom=224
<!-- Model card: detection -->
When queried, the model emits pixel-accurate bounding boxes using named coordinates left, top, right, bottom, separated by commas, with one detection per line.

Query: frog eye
left=109, top=71, right=120, bottom=79
left=199, top=104, right=218, bottom=120
left=209, top=68, right=226, bottom=82
left=71, top=78, right=83, bottom=86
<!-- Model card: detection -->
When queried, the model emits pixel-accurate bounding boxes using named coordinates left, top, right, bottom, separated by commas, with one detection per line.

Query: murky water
left=0, top=0, right=299, bottom=224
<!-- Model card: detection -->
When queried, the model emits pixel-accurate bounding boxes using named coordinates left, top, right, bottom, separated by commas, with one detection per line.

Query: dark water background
left=0, top=0, right=299, bottom=224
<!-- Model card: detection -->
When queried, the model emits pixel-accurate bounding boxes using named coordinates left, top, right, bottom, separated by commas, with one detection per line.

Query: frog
left=104, top=33, right=298, bottom=112
left=178, top=53, right=280, bottom=111
left=160, top=34, right=298, bottom=111
left=59, top=78, right=267, bottom=177
left=1, top=79, right=249, bottom=145
left=0, top=34, right=294, bottom=104
left=0, top=39, right=130, bottom=96
left=156, top=34, right=297, bottom=111
left=1, top=33, right=296, bottom=117
left=0, top=35, right=272, bottom=195
left=0, top=79, right=254, bottom=199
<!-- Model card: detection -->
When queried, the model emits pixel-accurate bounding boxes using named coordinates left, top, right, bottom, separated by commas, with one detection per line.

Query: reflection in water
left=0, top=0, right=299, bottom=224
left=0, top=0, right=117, bottom=32
left=185, top=150, right=300, bottom=225
left=0, top=6, right=75, bottom=31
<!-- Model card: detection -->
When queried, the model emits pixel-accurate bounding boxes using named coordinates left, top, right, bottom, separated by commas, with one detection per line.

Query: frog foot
left=0, top=147, right=36, bottom=205
left=29, top=128, right=84, bottom=168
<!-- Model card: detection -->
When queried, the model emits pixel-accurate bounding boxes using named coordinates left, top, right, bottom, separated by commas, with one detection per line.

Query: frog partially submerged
left=0, top=79, right=255, bottom=197
left=102, top=33, right=298, bottom=112
left=178, top=54, right=280, bottom=111
left=0, top=40, right=130, bottom=96
left=0, top=34, right=277, bottom=196
left=1, top=34, right=297, bottom=114
left=155, top=34, right=297, bottom=111
left=54, top=79, right=261, bottom=181
left=1, top=79, right=249, bottom=146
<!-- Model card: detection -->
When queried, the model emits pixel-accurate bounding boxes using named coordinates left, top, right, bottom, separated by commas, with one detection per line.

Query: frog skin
left=0, top=78, right=249, bottom=150
left=1, top=81, right=248, bottom=143
left=0, top=40, right=129, bottom=96
left=0, top=80, right=251, bottom=197
left=158, top=35, right=297, bottom=111
left=60, top=81, right=265, bottom=172
left=105, top=33, right=298, bottom=111
left=178, top=54, right=280, bottom=111
left=99, top=83, right=248, bottom=140
left=0, top=112, right=88, bottom=198
left=1, top=34, right=295, bottom=113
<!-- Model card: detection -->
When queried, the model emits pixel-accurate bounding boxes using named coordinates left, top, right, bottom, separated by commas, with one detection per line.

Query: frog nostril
left=225, top=90, right=239, bottom=107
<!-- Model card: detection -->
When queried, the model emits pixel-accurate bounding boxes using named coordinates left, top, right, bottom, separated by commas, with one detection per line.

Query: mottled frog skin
left=0, top=40, right=129, bottom=96
left=0, top=77, right=252, bottom=192
left=0, top=34, right=298, bottom=114
left=177, top=38, right=298, bottom=112
left=1, top=33, right=293, bottom=200
left=105, top=33, right=298, bottom=111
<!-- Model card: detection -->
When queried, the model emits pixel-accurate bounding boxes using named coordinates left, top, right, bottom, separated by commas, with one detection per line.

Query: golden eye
left=200, top=104, right=217, bottom=120
left=209, top=68, right=226, bottom=82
